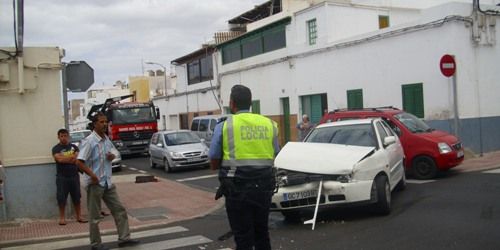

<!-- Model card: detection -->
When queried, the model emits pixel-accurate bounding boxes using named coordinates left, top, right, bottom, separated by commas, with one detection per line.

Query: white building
left=210, top=0, right=500, bottom=154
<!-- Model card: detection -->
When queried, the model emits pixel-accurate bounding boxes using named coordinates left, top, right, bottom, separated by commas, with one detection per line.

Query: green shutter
left=402, top=83, right=424, bottom=118
left=251, top=100, right=261, bottom=114
left=310, top=95, right=322, bottom=124
left=347, top=89, right=363, bottom=109
left=281, top=97, right=291, bottom=143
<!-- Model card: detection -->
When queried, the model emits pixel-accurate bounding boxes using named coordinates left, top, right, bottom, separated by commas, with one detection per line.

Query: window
left=241, top=34, right=263, bottom=59
left=199, top=119, right=209, bottom=132
left=307, top=19, right=317, bottom=45
left=402, top=83, right=424, bottom=118
left=263, top=25, right=286, bottom=52
left=210, top=119, right=217, bottom=131
left=251, top=100, right=261, bottom=114
left=347, top=89, right=363, bottom=109
left=376, top=122, right=389, bottom=145
left=221, top=18, right=289, bottom=65
left=379, top=15, right=389, bottom=29
left=191, top=119, right=199, bottom=131
left=187, top=54, right=213, bottom=85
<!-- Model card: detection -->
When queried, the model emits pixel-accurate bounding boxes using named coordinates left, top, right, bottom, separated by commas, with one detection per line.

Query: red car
left=319, top=107, right=464, bottom=179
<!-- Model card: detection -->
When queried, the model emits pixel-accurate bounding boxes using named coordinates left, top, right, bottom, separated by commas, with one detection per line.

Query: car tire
left=281, top=210, right=302, bottom=222
left=373, top=175, right=391, bottom=215
left=164, top=158, right=172, bottom=173
left=412, top=156, right=437, bottom=180
left=150, top=157, right=156, bottom=169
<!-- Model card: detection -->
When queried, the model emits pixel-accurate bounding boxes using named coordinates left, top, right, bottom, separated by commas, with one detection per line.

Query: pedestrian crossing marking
left=129, top=167, right=138, bottom=171
left=482, top=168, right=500, bottom=174
left=176, top=174, right=218, bottom=182
left=112, top=235, right=212, bottom=250
left=2, top=226, right=188, bottom=250
left=406, top=179, right=436, bottom=184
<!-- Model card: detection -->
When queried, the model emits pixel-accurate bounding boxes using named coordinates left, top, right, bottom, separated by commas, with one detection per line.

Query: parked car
left=190, top=115, right=228, bottom=147
left=272, top=118, right=406, bottom=220
left=148, top=130, right=209, bottom=172
left=319, top=107, right=464, bottom=179
left=70, top=130, right=91, bottom=147
left=110, top=147, right=122, bottom=172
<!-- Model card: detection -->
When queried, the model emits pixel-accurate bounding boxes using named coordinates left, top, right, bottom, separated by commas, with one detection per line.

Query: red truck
left=87, top=94, right=159, bottom=156
left=319, top=107, right=464, bottom=179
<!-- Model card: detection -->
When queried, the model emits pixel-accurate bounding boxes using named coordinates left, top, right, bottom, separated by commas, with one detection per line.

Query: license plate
left=131, top=141, right=145, bottom=145
left=187, top=157, right=201, bottom=162
left=457, top=150, right=464, bottom=158
left=283, top=189, right=317, bottom=201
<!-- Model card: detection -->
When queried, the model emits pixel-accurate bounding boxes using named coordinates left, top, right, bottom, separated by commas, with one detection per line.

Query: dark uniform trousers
left=224, top=176, right=274, bottom=250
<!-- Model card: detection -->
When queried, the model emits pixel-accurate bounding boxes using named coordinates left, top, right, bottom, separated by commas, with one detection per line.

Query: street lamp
left=145, top=61, right=167, bottom=96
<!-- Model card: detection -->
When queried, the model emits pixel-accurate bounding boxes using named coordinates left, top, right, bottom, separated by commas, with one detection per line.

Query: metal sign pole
left=452, top=64, right=459, bottom=137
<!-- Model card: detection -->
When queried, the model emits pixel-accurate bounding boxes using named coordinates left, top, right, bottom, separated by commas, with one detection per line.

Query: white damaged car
left=272, top=118, right=406, bottom=220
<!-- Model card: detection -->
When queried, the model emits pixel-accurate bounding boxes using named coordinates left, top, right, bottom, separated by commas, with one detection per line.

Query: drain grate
left=128, top=206, right=168, bottom=221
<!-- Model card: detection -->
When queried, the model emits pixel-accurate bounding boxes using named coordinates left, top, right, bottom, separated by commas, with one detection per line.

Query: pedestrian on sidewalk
left=209, top=84, right=280, bottom=250
left=51, top=128, right=87, bottom=225
left=76, top=112, right=139, bottom=250
left=296, top=114, right=314, bottom=141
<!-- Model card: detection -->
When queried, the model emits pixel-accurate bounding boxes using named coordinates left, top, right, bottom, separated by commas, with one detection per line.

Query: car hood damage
left=274, top=142, right=375, bottom=175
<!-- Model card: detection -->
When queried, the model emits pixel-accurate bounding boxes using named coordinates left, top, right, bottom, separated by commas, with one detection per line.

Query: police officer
left=209, top=84, right=280, bottom=250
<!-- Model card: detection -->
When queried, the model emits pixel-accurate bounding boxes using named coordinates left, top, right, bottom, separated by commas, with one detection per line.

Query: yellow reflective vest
left=221, top=112, right=278, bottom=178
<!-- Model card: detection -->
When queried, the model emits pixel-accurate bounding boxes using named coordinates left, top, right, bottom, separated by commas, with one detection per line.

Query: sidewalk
left=0, top=173, right=224, bottom=247
left=1, top=151, right=499, bottom=247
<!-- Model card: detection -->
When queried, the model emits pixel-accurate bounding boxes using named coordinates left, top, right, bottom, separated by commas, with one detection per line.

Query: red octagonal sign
left=440, top=54, right=456, bottom=77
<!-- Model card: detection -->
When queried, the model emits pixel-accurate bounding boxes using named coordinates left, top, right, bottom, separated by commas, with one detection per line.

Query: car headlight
left=276, top=169, right=288, bottom=187
left=438, top=142, right=452, bottom=154
left=114, top=141, right=124, bottom=147
left=336, top=174, right=352, bottom=183
left=201, top=147, right=209, bottom=156
left=170, top=151, right=183, bottom=158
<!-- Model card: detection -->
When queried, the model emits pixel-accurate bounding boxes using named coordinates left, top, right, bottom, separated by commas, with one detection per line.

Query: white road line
left=176, top=174, right=218, bottom=182
left=3, top=226, right=189, bottom=250
left=129, top=167, right=138, bottom=171
left=138, top=170, right=147, bottom=174
left=406, top=179, right=436, bottom=184
left=112, top=235, right=212, bottom=250
left=483, top=168, right=500, bottom=174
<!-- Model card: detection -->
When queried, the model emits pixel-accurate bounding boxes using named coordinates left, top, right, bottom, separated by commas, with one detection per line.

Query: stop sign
left=440, top=54, right=456, bottom=77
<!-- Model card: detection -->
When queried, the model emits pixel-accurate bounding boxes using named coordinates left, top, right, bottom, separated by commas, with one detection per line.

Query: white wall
left=217, top=2, right=500, bottom=121
left=0, top=47, right=64, bottom=166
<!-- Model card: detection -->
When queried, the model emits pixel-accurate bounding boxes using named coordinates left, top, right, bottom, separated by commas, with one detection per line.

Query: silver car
left=149, top=130, right=210, bottom=172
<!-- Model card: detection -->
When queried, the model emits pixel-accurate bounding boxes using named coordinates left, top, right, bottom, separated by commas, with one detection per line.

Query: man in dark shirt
left=52, top=128, right=87, bottom=225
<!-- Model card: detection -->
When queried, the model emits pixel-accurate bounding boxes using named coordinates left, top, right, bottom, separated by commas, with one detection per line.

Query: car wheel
left=281, top=210, right=302, bottom=222
left=150, top=157, right=156, bottom=169
left=412, top=156, right=437, bottom=180
left=373, top=175, right=391, bottom=215
left=164, top=158, right=172, bottom=173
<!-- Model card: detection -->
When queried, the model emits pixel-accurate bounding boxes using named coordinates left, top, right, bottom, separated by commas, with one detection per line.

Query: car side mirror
left=383, top=136, right=396, bottom=146
left=156, top=143, right=163, bottom=148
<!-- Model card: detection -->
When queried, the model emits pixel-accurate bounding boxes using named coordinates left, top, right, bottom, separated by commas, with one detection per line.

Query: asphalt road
left=118, top=156, right=500, bottom=250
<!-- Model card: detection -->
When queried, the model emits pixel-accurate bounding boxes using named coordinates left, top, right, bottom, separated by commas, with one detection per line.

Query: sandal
left=77, top=218, right=88, bottom=223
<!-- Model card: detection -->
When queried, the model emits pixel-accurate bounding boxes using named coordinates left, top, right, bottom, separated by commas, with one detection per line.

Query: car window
left=375, top=122, right=388, bottom=146
left=306, top=124, right=376, bottom=147
left=380, top=120, right=395, bottom=136
left=210, top=119, right=217, bottom=131
left=151, top=134, right=158, bottom=144
left=199, top=119, right=209, bottom=132
left=191, top=120, right=199, bottom=131
left=164, top=132, right=201, bottom=146
left=382, top=118, right=401, bottom=136
left=394, top=112, right=430, bottom=133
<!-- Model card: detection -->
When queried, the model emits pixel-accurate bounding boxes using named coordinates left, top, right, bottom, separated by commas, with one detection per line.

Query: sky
left=0, top=0, right=265, bottom=96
